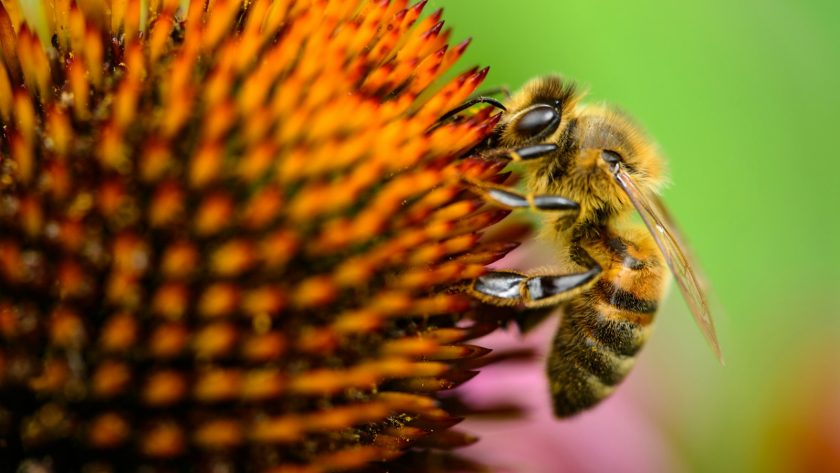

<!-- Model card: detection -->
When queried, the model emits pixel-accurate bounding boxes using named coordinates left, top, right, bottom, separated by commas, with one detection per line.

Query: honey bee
left=448, top=76, right=722, bottom=417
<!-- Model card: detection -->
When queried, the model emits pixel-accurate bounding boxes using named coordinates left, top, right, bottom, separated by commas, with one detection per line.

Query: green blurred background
left=437, top=0, right=840, bottom=472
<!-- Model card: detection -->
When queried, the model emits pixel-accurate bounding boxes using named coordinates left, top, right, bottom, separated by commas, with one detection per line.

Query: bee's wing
left=611, top=165, right=724, bottom=363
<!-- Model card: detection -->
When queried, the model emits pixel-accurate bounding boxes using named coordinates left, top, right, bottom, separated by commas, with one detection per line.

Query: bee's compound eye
left=514, top=104, right=560, bottom=138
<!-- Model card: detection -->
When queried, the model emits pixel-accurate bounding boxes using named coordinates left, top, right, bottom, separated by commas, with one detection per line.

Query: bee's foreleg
left=467, top=266, right=601, bottom=309
left=482, top=143, right=559, bottom=162
left=430, top=96, right=507, bottom=131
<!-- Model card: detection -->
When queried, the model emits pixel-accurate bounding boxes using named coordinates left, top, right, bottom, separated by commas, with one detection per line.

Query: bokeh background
left=435, top=0, right=840, bottom=472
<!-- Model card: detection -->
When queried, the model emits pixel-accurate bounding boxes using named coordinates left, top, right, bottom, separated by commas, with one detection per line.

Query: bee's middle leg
left=467, top=179, right=579, bottom=214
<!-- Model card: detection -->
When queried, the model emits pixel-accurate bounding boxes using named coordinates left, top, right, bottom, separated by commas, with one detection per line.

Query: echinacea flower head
left=0, top=0, right=516, bottom=471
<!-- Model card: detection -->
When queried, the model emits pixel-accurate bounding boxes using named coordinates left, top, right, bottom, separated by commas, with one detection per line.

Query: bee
left=446, top=76, right=722, bottom=417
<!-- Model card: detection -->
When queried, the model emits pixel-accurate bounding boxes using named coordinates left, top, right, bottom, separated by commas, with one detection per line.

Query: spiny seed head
left=0, top=0, right=516, bottom=471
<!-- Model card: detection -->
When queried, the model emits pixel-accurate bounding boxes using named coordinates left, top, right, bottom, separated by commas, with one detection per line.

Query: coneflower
left=0, top=0, right=518, bottom=471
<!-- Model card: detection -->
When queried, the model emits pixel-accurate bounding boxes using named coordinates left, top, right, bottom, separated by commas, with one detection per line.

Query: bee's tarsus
left=471, top=85, right=512, bottom=100
left=479, top=143, right=559, bottom=162
left=469, top=266, right=600, bottom=309
left=526, top=266, right=601, bottom=301
left=473, top=271, right=525, bottom=300
left=468, top=181, right=578, bottom=213
left=432, top=96, right=507, bottom=130
left=532, top=195, right=578, bottom=211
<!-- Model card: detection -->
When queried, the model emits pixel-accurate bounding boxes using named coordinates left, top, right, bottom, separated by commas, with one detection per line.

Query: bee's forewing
left=611, top=166, right=723, bottom=363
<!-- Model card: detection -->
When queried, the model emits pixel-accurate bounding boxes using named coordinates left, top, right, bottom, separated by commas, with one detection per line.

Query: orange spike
left=46, top=106, right=72, bottom=158
left=148, top=323, right=188, bottom=358
left=148, top=181, right=184, bottom=227
left=241, top=186, right=283, bottom=229
left=19, top=195, right=42, bottom=238
left=441, top=36, right=471, bottom=73
left=291, top=276, right=337, bottom=309
left=397, top=17, right=443, bottom=63
left=12, top=90, right=34, bottom=144
left=296, top=327, right=338, bottom=354
left=67, top=57, right=88, bottom=119
left=198, top=283, right=239, bottom=318
left=0, top=3, right=19, bottom=82
left=401, top=0, right=427, bottom=32
left=0, top=64, right=11, bottom=120
left=332, top=309, right=382, bottom=334
left=110, top=0, right=128, bottom=34
left=57, top=258, right=92, bottom=298
left=99, top=313, right=139, bottom=352
left=380, top=337, right=439, bottom=358
left=210, top=240, right=255, bottom=277
left=88, top=413, right=131, bottom=448
left=159, top=241, right=198, bottom=279
left=288, top=369, right=345, bottom=396
left=241, top=369, right=285, bottom=401
left=150, top=282, right=190, bottom=320
left=143, top=370, right=187, bottom=406
left=147, top=12, right=173, bottom=66
left=77, top=0, right=108, bottom=27
left=304, top=402, right=390, bottom=432
left=0, top=242, right=23, bottom=283
left=241, top=285, right=285, bottom=317
left=113, top=77, right=140, bottom=128
left=312, top=446, right=387, bottom=472
left=194, top=419, right=243, bottom=448
left=49, top=306, right=86, bottom=347
left=203, top=67, right=233, bottom=107
left=194, top=369, right=241, bottom=402
left=194, top=323, right=238, bottom=359
left=408, top=45, right=446, bottom=95
left=141, top=422, right=185, bottom=458
left=241, top=332, right=286, bottom=362
left=82, top=24, right=103, bottom=88
left=47, top=0, right=72, bottom=49
left=237, top=141, right=276, bottom=183
left=189, top=142, right=222, bottom=188
left=91, top=360, right=132, bottom=398
left=139, top=139, right=172, bottom=182
left=97, top=124, right=128, bottom=171
left=202, top=99, right=235, bottom=140
left=259, top=229, right=298, bottom=270
left=10, top=133, right=33, bottom=185
left=96, top=179, right=125, bottom=219
left=184, top=0, right=205, bottom=37
left=123, top=0, right=141, bottom=40
left=194, top=192, right=234, bottom=236
left=261, top=0, right=294, bottom=39
left=17, top=26, right=50, bottom=99
left=250, top=415, right=303, bottom=444
left=202, top=0, right=239, bottom=51
left=105, top=271, right=141, bottom=307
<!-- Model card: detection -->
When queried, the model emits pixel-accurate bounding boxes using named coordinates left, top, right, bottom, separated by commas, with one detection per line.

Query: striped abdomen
left=548, top=230, right=667, bottom=417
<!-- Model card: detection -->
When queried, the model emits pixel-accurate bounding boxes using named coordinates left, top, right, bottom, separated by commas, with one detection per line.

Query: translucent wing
left=610, top=164, right=724, bottom=363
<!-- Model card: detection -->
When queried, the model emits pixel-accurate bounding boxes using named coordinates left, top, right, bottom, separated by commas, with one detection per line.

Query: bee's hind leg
left=468, top=267, right=601, bottom=311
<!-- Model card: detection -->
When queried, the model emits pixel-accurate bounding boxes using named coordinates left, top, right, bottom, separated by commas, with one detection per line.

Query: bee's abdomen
left=548, top=235, right=665, bottom=417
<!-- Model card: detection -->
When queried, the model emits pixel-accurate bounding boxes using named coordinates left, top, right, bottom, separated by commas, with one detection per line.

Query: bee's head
left=495, top=77, right=666, bottom=227
left=494, top=75, right=578, bottom=148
